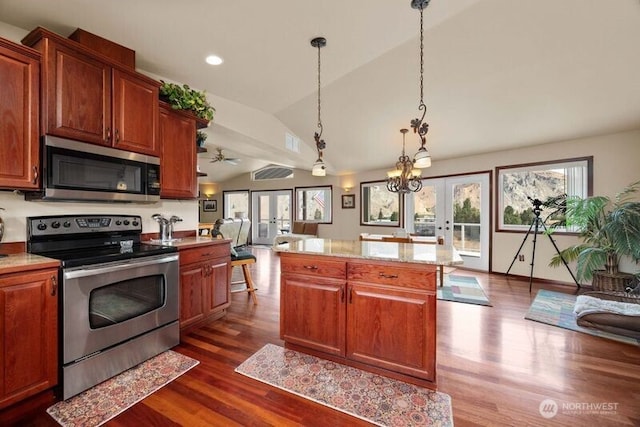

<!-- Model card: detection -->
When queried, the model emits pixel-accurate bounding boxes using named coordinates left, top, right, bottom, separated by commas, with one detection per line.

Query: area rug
left=235, top=343, right=453, bottom=427
left=437, top=274, right=491, bottom=306
left=525, top=289, right=639, bottom=346
left=47, top=350, right=199, bottom=427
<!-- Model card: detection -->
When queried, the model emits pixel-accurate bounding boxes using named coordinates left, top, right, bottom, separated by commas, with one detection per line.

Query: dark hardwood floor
left=5, top=246, right=640, bottom=426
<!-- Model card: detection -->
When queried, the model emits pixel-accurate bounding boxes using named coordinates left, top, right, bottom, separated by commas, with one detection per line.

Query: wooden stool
left=230, top=249, right=258, bottom=305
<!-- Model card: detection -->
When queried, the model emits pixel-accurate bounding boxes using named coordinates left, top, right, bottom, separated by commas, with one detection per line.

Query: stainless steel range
left=27, top=214, right=180, bottom=400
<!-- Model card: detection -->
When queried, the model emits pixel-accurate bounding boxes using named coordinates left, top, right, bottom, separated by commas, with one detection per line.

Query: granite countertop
left=144, top=236, right=232, bottom=250
left=274, top=238, right=464, bottom=266
left=0, top=253, right=60, bottom=275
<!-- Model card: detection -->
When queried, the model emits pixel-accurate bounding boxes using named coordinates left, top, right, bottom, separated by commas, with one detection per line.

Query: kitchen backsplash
left=0, top=191, right=198, bottom=243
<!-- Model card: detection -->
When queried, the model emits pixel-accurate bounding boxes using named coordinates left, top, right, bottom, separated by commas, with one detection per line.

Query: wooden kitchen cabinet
left=0, top=37, right=40, bottom=190
left=178, top=242, right=231, bottom=331
left=22, top=27, right=159, bottom=156
left=347, top=282, right=436, bottom=381
left=280, top=252, right=438, bottom=388
left=0, top=268, right=58, bottom=409
left=280, top=274, right=346, bottom=357
left=159, top=104, right=197, bottom=199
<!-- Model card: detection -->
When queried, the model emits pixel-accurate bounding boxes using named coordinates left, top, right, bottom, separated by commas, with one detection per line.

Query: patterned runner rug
left=47, top=350, right=199, bottom=427
left=235, top=343, right=453, bottom=427
left=438, top=274, right=491, bottom=306
left=525, top=289, right=639, bottom=346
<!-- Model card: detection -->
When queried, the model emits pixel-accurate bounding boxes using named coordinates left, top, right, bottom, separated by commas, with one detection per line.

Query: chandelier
left=410, top=0, right=432, bottom=169
left=387, top=129, right=422, bottom=193
left=311, top=37, right=327, bottom=177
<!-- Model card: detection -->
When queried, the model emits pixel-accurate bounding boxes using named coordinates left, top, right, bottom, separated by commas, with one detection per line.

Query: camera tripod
left=506, top=199, right=580, bottom=292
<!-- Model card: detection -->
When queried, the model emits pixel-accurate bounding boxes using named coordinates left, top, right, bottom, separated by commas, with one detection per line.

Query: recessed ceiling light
left=205, top=55, right=223, bottom=65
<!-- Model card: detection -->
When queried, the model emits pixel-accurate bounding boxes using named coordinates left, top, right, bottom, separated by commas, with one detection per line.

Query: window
left=295, top=186, right=332, bottom=223
left=360, top=181, right=402, bottom=227
left=496, top=157, right=592, bottom=232
left=223, top=190, right=250, bottom=219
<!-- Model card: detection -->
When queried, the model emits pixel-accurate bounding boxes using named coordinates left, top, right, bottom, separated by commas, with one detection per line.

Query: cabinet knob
left=32, top=165, right=39, bottom=184
left=303, top=265, right=319, bottom=270
left=115, top=128, right=120, bottom=142
left=378, top=272, right=399, bottom=279
left=105, top=127, right=111, bottom=142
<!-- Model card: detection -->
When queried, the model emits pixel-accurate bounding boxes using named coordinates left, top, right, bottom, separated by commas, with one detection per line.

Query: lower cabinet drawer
left=180, top=243, right=229, bottom=265
left=347, top=262, right=436, bottom=290
left=280, top=254, right=346, bottom=279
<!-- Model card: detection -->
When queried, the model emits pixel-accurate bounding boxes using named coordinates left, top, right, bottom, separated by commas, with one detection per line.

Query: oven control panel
left=27, top=215, right=142, bottom=237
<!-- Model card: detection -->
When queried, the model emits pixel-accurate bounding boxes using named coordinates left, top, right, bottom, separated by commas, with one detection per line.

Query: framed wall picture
left=342, top=194, right=355, bottom=209
left=203, top=199, right=217, bottom=212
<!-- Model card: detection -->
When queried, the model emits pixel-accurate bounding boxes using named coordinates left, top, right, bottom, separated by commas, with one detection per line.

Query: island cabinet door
left=280, top=274, right=346, bottom=356
left=346, top=282, right=436, bottom=381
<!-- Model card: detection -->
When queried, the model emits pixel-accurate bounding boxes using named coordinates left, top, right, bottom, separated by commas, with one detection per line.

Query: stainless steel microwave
left=25, top=136, right=161, bottom=203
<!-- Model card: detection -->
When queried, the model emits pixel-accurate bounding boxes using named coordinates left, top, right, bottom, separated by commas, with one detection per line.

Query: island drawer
left=280, top=254, right=346, bottom=279
left=347, top=262, right=436, bottom=290
left=179, top=244, right=230, bottom=265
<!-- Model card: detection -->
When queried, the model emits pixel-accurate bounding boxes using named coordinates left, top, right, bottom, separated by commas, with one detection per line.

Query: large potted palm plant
left=549, top=180, right=640, bottom=288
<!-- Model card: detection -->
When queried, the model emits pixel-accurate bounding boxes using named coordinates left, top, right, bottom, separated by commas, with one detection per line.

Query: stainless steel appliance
left=25, top=136, right=161, bottom=203
left=27, top=214, right=179, bottom=400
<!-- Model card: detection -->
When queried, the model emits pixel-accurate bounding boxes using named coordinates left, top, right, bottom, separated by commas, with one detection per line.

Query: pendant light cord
left=419, top=6, right=424, bottom=108
left=316, top=43, right=323, bottom=137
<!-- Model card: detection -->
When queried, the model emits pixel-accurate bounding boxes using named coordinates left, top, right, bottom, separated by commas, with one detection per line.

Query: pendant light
left=311, top=37, right=327, bottom=177
left=410, top=0, right=432, bottom=169
left=387, top=129, right=423, bottom=193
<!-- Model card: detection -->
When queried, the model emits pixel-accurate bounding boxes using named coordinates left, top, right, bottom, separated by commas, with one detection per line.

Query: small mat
left=438, top=274, right=491, bottom=306
left=525, top=289, right=639, bottom=346
left=235, top=343, right=453, bottom=427
left=47, top=350, right=199, bottom=427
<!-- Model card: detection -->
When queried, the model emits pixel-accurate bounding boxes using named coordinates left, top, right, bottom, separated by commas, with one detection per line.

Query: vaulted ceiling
left=1, top=0, right=639, bottom=183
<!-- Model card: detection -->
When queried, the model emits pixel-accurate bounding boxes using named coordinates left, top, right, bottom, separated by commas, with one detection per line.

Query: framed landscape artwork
left=342, top=194, right=355, bottom=209
left=203, top=200, right=217, bottom=212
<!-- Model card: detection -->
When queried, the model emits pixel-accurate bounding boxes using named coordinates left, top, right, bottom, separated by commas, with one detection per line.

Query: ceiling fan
left=209, top=147, right=241, bottom=165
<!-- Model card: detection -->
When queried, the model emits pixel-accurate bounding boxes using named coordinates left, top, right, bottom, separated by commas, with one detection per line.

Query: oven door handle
left=63, top=254, right=179, bottom=279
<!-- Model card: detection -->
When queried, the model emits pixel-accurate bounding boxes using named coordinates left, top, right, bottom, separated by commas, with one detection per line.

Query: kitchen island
left=274, top=238, right=463, bottom=389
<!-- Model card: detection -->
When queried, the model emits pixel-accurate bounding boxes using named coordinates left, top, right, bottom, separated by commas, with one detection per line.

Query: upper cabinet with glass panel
left=360, top=181, right=402, bottom=227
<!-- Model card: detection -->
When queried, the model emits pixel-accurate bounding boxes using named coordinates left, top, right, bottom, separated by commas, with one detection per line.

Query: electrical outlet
left=518, top=254, right=525, bottom=262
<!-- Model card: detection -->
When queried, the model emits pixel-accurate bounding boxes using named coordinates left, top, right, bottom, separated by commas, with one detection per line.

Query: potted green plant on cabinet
left=159, top=80, right=215, bottom=122
left=196, top=130, right=207, bottom=147
left=549, top=180, right=640, bottom=289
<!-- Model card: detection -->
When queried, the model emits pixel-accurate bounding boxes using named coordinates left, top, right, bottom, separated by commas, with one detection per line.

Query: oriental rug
left=525, top=289, right=639, bottom=346
left=437, top=274, right=491, bottom=306
left=235, top=343, right=453, bottom=427
left=47, top=350, right=199, bottom=427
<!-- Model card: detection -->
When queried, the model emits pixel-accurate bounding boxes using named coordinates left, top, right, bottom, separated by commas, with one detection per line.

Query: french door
left=408, top=173, right=490, bottom=271
left=251, top=190, right=292, bottom=245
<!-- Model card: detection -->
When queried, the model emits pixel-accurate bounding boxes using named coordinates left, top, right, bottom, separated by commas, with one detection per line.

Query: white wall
left=219, top=129, right=640, bottom=283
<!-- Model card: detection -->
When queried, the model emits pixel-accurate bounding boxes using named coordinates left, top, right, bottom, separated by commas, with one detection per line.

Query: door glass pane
left=452, top=182, right=481, bottom=256
left=277, top=194, right=291, bottom=233
left=414, top=184, right=437, bottom=236
left=258, top=195, right=270, bottom=238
